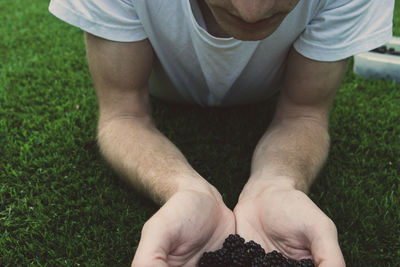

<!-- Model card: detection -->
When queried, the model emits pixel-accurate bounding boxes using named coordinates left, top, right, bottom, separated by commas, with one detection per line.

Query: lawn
left=0, top=0, right=399, bottom=266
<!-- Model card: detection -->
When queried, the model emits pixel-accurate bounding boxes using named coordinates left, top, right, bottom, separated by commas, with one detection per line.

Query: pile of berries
left=198, top=234, right=315, bottom=267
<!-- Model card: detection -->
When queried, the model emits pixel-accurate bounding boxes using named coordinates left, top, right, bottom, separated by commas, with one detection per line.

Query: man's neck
left=196, top=0, right=231, bottom=38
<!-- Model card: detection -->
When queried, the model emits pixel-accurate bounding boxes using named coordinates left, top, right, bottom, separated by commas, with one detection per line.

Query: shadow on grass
left=147, top=96, right=278, bottom=208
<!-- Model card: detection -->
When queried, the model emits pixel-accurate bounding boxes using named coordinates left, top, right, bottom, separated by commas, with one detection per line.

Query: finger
left=309, top=222, right=346, bottom=267
left=131, top=220, right=171, bottom=267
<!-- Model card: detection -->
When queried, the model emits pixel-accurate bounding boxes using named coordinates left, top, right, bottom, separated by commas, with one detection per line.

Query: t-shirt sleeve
left=293, top=0, right=394, bottom=62
left=48, top=0, right=147, bottom=42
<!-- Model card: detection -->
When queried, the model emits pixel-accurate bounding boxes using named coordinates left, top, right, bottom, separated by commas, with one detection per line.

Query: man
left=49, top=0, right=394, bottom=266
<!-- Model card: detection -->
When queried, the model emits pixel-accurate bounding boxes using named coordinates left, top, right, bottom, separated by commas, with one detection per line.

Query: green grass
left=1, top=0, right=399, bottom=266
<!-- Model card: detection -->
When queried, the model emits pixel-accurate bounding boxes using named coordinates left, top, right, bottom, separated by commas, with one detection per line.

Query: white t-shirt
left=49, top=0, right=394, bottom=106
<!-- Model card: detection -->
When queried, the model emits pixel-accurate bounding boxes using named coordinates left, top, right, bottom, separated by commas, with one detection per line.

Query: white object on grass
left=353, top=37, right=400, bottom=83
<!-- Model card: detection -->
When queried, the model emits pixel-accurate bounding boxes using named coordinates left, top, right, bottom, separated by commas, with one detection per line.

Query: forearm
left=244, top=117, right=329, bottom=195
left=97, top=116, right=217, bottom=205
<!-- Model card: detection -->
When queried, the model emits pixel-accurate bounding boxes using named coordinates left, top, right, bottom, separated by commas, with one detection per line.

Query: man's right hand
left=131, top=189, right=235, bottom=267
left=84, top=33, right=235, bottom=266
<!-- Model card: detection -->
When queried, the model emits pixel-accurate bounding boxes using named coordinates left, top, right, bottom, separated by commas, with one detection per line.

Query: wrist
left=238, top=175, right=300, bottom=202
left=175, top=174, right=222, bottom=202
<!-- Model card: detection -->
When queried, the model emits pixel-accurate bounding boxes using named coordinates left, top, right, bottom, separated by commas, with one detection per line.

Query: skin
left=83, top=1, right=347, bottom=266
left=132, top=190, right=235, bottom=266
left=200, top=0, right=299, bottom=40
left=234, top=48, right=348, bottom=267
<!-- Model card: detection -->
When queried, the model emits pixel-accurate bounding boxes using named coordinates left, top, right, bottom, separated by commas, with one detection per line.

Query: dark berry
left=223, top=234, right=245, bottom=251
left=198, top=234, right=315, bottom=267
left=296, top=259, right=315, bottom=267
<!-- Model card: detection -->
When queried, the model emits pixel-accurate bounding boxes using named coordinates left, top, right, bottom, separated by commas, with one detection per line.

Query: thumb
left=131, top=220, right=171, bottom=267
left=309, top=222, right=346, bottom=267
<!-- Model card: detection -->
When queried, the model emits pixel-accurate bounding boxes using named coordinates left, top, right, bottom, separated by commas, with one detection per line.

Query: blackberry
left=245, top=241, right=265, bottom=260
left=198, top=234, right=315, bottom=267
left=223, top=234, right=245, bottom=250
left=296, top=259, right=315, bottom=267
left=231, top=247, right=249, bottom=266
left=198, top=248, right=230, bottom=267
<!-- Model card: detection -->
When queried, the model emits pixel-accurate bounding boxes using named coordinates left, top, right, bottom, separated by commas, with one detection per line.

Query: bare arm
left=85, top=33, right=218, bottom=205
left=241, top=48, right=348, bottom=196
left=233, top=48, right=347, bottom=266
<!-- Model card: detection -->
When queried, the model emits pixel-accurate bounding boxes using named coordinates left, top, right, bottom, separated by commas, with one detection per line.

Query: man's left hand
left=233, top=183, right=346, bottom=267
